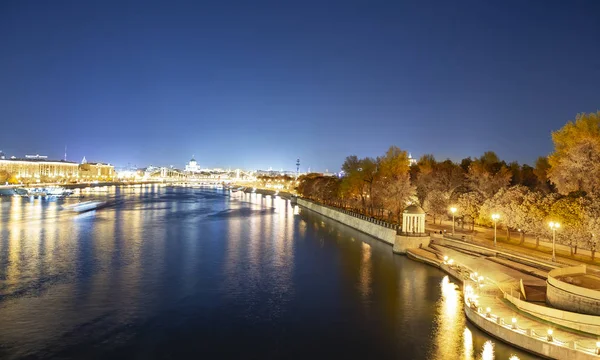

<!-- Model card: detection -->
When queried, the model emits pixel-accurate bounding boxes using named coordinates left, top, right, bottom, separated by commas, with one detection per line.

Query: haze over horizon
left=1, top=0, right=599, bottom=171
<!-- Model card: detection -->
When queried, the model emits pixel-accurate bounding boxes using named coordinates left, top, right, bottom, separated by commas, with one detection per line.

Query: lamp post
left=549, top=221, right=560, bottom=262
left=492, top=214, right=500, bottom=247
left=450, top=207, right=457, bottom=235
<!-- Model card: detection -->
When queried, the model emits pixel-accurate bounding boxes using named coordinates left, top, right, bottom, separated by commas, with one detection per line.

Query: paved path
left=428, top=221, right=600, bottom=270
left=407, top=244, right=600, bottom=355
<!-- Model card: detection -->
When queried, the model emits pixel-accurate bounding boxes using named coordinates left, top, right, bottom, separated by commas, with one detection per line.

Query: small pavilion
left=402, top=204, right=425, bottom=234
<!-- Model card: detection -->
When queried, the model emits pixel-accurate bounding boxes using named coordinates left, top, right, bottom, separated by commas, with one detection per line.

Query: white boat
left=62, top=201, right=107, bottom=213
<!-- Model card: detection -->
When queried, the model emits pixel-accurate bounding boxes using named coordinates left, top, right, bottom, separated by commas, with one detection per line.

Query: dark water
left=0, top=185, right=535, bottom=359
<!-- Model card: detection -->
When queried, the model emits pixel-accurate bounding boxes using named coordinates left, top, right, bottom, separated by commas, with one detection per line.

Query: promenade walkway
left=427, top=220, right=600, bottom=270
left=407, top=244, right=600, bottom=359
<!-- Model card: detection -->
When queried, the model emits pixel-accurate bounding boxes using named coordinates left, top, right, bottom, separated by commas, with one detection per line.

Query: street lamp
left=450, top=207, right=457, bottom=235
left=549, top=221, right=560, bottom=262
left=492, top=214, right=500, bottom=247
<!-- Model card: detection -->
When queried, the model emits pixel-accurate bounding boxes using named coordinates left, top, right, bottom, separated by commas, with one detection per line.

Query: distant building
left=0, top=155, right=78, bottom=182
left=185, top=156, right=201, bottom=173
left=408, top=153, right=417, bottom=166
left=78, top=157, right=115, bottom=181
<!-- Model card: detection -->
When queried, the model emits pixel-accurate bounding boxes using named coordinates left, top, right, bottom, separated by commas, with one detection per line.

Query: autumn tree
left=479, top=186, right=531, bottom=240
left=374, top=146, right=415, bottom=223
left=423, top=190, right=448, bottom=225
left=466, top=151, right=512, bottom=198
left=414, top=155, right=464, bottom=210
left=548, top=111, right=600, bottom=195
left=549, top=195, right=587, bottom=254
left=456, top=191, right=484, bottom=230
left=534, top=156, right=553, bottom=192
left=0, top=170, right=18, bottom=184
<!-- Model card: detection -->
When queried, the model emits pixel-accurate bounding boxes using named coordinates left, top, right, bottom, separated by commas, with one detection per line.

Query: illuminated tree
left=466, top=152, right=512, bottom=198
left=456, top=191, right=484, bottom=230
left=423, top=190, right=448, bottom=225
left=374, top=146, right=415, bottom=222
left=548, top=111, right=600, bottom=194
left=549, top=195, right=587, bottom=253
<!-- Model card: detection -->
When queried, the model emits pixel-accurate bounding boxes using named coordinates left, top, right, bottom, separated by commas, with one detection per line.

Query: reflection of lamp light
left=511, top=317, right=517, bottom=329
left=547, top=329, right=553, bottom=342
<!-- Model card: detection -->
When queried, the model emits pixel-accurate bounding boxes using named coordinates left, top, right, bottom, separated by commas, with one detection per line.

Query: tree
left=513, top=191, right=555, bottom=245
left=548, top=111, right=600, bottom=194
left=466, top=152, right=512, bottom=198
left=479, top=186, right=531, bottom=240
left=414, top=156, right=465, bottom=208
left=0, top=170, right=18, bottom=184
left=456, top=191, right=484, bottom=230
left=534, top=156, right=553, bottom=192
left=424, top=190, right=448, bottom=225
left=374, top=146, right=415, bottom=223
left=550, top=195, right=587, bottom=254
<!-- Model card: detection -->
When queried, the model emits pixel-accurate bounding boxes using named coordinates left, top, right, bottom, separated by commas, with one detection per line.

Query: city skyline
left=1, top=1, right=599, bottom=170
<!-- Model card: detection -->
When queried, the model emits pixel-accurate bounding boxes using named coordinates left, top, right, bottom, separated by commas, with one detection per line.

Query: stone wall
left=506, top=293, right=600, bottom=336
left=465, top=306, right=597, bottom=360
left=547, top=265, right=600, bottom=316
left=393, top=235, right=430, bottom=254
left=297, top=199, right=396, bottom=245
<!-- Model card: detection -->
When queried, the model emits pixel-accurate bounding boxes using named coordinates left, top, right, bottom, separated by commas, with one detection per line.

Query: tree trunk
left=506, top=227, right=510, bottom=241
left=519, top=231, right=525, bottom=245
left=535, top=236, right=540, bottom=247
left=570, top=243, right=573, bottom=256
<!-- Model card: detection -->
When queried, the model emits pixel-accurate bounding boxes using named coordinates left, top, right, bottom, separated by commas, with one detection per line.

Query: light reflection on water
left=464, top=328, right=474, bottom=360
left=0, top=187, right=538, bottom=360
left=481, top=340, right=495, bottom=360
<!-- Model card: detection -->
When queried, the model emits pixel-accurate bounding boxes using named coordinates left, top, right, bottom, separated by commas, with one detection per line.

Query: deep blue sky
left=1, top=1, right=598, bottom=171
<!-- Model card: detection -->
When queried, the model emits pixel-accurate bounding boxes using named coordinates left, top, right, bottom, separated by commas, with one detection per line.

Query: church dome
left=403, top=204, right=425, bottom=214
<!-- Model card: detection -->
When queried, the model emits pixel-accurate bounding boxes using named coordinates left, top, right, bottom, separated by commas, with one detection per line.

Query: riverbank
left=240, top=187, right=294, bottom=200
left=407, top=241, right=600, bottom=360
left=296, top=198, right=600, bottom=359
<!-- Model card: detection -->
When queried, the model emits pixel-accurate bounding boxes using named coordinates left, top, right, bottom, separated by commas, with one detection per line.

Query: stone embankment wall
left=296, top=199, right=396, bottom=245
left=547, top=265, right=600, bottom=316
left=464, top=306, right=597, bottom=360
left=393, top=236, right=430, bottom=254
left=506, top=292, right=600, bottom=336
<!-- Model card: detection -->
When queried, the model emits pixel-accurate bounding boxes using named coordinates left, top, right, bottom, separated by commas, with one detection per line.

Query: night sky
left=1, top=1, right=598, bottom=171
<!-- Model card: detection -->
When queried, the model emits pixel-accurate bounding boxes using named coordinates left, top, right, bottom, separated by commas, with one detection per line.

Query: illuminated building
left=185, top=156, right=201, bottom=173
left=0, top=155, right=79, bottom=182
left=79, top=157, right=115, bottom=181
left=408, top=153, right=417, bottom=166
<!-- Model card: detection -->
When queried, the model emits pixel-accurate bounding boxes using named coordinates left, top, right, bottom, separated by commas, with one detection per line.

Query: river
left=0, top=185, right=535, bottom=359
